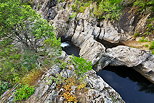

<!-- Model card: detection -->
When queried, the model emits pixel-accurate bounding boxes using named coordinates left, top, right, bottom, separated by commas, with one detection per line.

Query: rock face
left=32, top=0, right=154, bottom=89
left=96, top=46, right=154, bottom=83
left=1, top=54, right=124, bottom=103
left=136, top=55, right=154, bottom=83
left=104, top=46, right=149, bottom=67
left=33, top=0, right=154, bottom=84
left=26, top=66, right=124, bottom=103
left=33, top=0, right=131, bottom=63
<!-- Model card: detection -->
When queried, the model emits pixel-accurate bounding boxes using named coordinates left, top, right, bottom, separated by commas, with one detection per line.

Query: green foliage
left=0, top=44, right=21, bottom=83
left=0, top=80, right=12, bottom=95
left=144, top=44, right=149, bottom=47
left=48, top=74, right=66, bottom=85
left=149, top=41, right=154, bottom=50
left=94, top=0, right=123, bottom=20
left=139, top=37, right=149, bottom=42
left=134, top=33, right=140, bottom=37
left=132, top=1, right=154, bottom=37
left=152, top=50, right=154, bottom=54
left=69, top=12, right=77, bottom=19
left=71, top=0, right=92, bottom=13
left=0, top=0, right=39, bottom=38
left=71, top=56, right=92, bottom=76
left=14, top=84, right=35, bottom=101
left=133, top=0, right=154, bottom=12
left=21, top=51, right=38, bottom=70
left=0, top=0, right=61, bottom=85
left=144, top=17, right=154, bottom=35
left=70, top=0, right=123, bottom=20
left=60, top=61, right=68, bottom=69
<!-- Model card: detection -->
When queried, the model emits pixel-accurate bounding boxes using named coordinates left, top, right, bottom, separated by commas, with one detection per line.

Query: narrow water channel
left=97, top=66, right=154, bottom=103
left=61, top=41, right=154, bottom=103
left=61, top=41, right=80, bottom=57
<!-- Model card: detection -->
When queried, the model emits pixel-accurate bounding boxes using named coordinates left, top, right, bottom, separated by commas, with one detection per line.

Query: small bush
left=0, top=80, right=12, bottom=95
left=139, top=37, right=149, bottom=42
left=69, top=12, right=77, bottom=19
left=94, top=0, right=123, bottom=20
left=149, top=41, right=154, bottom=50
left=133, top=0, right=154, bottom=12
left=134, top=33, right=140, bottom=37
left=14, top=84, right=35, bottom=101
left=71, top=56, right=92, bottom=76
left=152, top=50, right=154, bottom=54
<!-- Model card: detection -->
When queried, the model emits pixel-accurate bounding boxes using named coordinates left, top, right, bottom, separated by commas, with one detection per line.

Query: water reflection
left=97, top=66, right=154, bottom=103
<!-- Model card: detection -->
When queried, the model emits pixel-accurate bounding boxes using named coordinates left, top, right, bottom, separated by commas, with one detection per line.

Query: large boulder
left=97, top=46, right=154, bottom=83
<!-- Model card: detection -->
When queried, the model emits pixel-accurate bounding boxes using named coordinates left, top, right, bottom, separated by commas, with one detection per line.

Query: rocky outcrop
left=136, top=55, right=154, bottom=83
left=96, top=46, right=154, bottom=83
left=1, top=53, right=124, bottom=103
left=26, top=66, right=124, bottom=103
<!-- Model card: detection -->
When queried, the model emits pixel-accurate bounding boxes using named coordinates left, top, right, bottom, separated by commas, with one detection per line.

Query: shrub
left=133, top=0, right=154, bottom=12
left=69, top=12, right=77, bottom=19
left=149, top=41, right=154, bottom=50
left=14, top=84, right=35, bottom=101
left=152, top=50, right=154, bottom=54
left=95, top=0, right=123, bottom=20
left=0, top=80, right=12, bottom=95
left=71, top=56, right=92, bottom=76
left=139, top=37, right=149, bottom=42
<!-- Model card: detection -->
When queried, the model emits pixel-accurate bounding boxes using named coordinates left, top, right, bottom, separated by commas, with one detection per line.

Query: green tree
left=0, top=0, right=61, bottom=84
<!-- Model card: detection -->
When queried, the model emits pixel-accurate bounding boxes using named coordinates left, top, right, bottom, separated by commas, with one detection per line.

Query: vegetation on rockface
left=93, top=0, right=123, bottom=20
left=0, top=81, right=12, bottom=95
left=48, top=74, right=87, bottom=102
left=0, top=1, right=93, bottom=101
left=68, top=0, right=123, bottom=20
left=71, top=56, right=92, bottom=76
left=133, top=0, right=154, bottom=36
left=20, top=69, right=44, bottom=86
left=14, top=84, right=35, bottom=101
left=149, top=41, right=154, bottom=54
left=60, top=0, right=154, bottom=35
left=48, top=56, right=92, bottom=102
left=0, top=0, right=61, bottom=96
left=133, top=0, right=154, bottom=13
left=132, top=0, right=154, bottom=53
left=57, top=56, right=92, bottom=77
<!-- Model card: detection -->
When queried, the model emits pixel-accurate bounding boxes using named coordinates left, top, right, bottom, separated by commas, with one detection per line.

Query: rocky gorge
left=1, top=0, right=154, bottom=103
left=33, top=0, right=154, bottom=84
